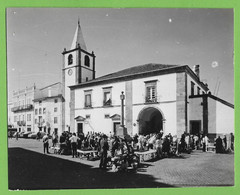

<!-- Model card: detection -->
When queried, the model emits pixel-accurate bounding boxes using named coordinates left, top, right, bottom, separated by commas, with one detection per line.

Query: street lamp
left=118, top=91, right=127, bottom=137
left=120, top=91, right=125, bottom=127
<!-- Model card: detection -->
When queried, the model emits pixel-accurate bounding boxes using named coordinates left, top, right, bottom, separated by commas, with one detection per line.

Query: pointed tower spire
left=70, top=19, right=87, bottom=50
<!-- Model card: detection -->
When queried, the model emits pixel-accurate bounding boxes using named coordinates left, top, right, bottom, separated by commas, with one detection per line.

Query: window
left=68, top=54, right=73, bottom=65
left=43, top=108, right=46, bottom=114
left=145, top=81, right=157, bottom=103
left=191, top=81, right=195, bottom=96
left=84, top=90, right=92, bottom=108
left=86, top=115, right=91, bottom=119
left=35, top=109, right=38, bottom=115
left=54, top=117, right=58, bottom=124
left=54, top=99, right=58, bottom=103
left=14, top=116, right=17, bottom=122
left=86, top=77, right=88, bottom=82
left=39, top=101, right=42, bottom=106
left=35, top=118, right=37, bottom=124
left=22, top=115, right=25, bottom=121
left=103, top=87, right=112, bottom=106
left=84, top=55, right=90, bottom=67
left=39, top=108, right=42, bottom=115
left=27, top=114, right=31, bottom=121
left=54, top=107, right=57, bottom=112
left=85, top=94, right=92, bottom=107
left=197, top=87, right=200, bottom=95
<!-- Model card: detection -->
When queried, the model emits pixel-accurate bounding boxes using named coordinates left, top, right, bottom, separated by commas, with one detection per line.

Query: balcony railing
left=84, top=103, right=92, bottom=108
left=103, top=99, right=112, bottom=106
left=145, top=97, right=158, bottom=103
left=17, top=120, right=26, bottom=126
left=11, top=104, right=33, bottom=112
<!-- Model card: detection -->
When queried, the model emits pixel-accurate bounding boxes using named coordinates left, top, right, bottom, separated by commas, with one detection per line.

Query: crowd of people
left=39, top=130, right=234, bottom=169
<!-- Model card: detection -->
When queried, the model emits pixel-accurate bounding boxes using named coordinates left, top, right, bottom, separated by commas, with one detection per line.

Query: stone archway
left=137, top=107, right=164, bottom=135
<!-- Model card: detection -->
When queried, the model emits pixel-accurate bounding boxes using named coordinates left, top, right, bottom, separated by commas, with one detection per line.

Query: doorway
left=138, top=107, right=164, bottom=135
left=77, top=123, right=83, bottom=135
left=113, top=122, right=120, bottom=136
left=190, top=120, right=201, bottom=135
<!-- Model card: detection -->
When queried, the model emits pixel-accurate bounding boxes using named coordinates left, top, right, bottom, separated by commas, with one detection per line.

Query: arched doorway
left=137, top=107, right=164, bottom=135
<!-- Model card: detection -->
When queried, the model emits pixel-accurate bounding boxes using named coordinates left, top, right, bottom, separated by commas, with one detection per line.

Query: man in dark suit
left=99, top=134, right=109, bottom=170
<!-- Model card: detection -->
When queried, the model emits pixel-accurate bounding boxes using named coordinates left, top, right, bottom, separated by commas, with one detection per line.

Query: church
left=62, top=21, right=234, bottom=140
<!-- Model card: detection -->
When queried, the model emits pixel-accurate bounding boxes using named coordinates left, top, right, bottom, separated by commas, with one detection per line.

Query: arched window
left=68, top=54, right=73, bottom=65
left=84, top=55, right=90, bottom=67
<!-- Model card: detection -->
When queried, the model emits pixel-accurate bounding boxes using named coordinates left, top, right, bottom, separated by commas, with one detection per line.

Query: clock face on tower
left=68, top=69, right=73, bottom=76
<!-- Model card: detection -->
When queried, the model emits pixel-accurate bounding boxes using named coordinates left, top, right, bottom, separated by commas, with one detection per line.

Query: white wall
left=75, top=106, right=121, bottom=135
left=132, top=74, right=177, bottom=104
left=74, top=73, right=178, bottom=136
left=81, top=68, right=94, bottom=82
left=33, top=98, right=62, bottom=134
left=208, top=97, right=217, bottom=134
left=216, top=101, right=234, bottom=135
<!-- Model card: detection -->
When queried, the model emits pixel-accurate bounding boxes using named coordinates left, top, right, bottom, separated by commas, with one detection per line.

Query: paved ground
left=8, top=138, right=234, bottom=190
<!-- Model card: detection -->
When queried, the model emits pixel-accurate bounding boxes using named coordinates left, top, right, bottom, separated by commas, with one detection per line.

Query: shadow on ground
left=8, top=148, right=174, bottom=190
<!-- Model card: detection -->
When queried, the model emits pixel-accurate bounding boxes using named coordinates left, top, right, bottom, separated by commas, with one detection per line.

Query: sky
left=7, top=8, right=234, bottom=104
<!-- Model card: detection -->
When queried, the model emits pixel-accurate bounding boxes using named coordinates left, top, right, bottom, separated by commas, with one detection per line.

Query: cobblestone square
left=8, top=138, right=234, bottom=189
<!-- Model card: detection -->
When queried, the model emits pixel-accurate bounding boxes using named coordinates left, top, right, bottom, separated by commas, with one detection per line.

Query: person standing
left=155, top=135, right=163, bottom=159
left=223, top=135, right=227, bottom=151
left=69, top=133, right=79, bottom=158
left=15, top=131, right=19, bottom=141
left=99, top=134, right=109, bottom=170
left=215, top=136, right=223, bottom=153
left=43, top=134, right=50, bottom=154
left=202, top=135, right=209, bottom=152
left=230, top=133, right=234, bottom=151
left=52, top=131, right=58, bottom=147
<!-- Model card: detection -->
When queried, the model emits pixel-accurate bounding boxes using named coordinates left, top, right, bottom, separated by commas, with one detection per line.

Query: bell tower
left=62, top=20, right=96, bottom=132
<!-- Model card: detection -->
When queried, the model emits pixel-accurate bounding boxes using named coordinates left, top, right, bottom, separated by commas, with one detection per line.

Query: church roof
left=94, top=63, right=179, bottom=82
left=70, top=63, right=188, bottom=89
left=70, top=20, right=87, bottom=50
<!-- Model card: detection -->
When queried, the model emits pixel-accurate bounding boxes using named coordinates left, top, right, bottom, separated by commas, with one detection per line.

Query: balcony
left=17, top=121, right=26, bottom=126
left=11, top=104, right=33, bottom=112
left=84, top=103, right=92, bottom=108
left=103, top=99, right=112, bottom=107
left=145, top=97, right=158, bottom=104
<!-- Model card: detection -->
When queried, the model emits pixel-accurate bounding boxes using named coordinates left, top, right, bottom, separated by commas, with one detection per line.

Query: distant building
left=7, top=101, right=14, bottom=128
left=62, top=21, right=234, bottom=141
left=10, top=85, right=36, bottom=132
left=33, top=82, right=63, bottom=135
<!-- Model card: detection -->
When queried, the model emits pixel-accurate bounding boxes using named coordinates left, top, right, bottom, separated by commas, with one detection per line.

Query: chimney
left=193, top=65, right=200, bottom=79
left=48, top=87, right=52, bottom=97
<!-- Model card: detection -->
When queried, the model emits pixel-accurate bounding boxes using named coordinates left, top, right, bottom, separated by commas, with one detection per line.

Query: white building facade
left=33, top=82, right=63, bottom=135
left=68, top=64, right=212, bottom=138
left=61, top=22, right=234, bottom=140
left=10, top=85, right=36, bottom=132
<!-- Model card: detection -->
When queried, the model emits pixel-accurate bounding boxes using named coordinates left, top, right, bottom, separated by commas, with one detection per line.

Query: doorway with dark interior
left=138, top=107, right=164, bottom=135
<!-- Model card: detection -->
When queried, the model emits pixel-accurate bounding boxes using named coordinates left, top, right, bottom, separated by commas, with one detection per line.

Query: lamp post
left=120, top=91, right=125, bottom=127
left=118, top=91, right=127, bottom=137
